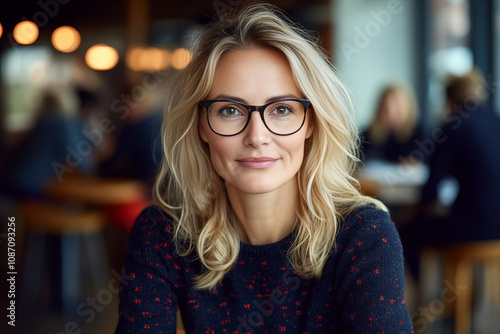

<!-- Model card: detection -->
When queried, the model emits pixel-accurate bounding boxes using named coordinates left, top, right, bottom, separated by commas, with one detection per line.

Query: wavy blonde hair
left=153, top=3, right=386, bottom=290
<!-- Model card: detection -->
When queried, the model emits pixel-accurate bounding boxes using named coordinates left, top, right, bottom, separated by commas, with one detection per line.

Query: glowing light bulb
left=171, top=48, right=192, bottom=70
left=13, top=21, right=39, bottom=45
left=126, top=46, right=146, bottom=72
left=52, top=26, right=81, bottom=53
left=146, top=47, right=170, bottom=71
left=85, top=44, right=119, bottom=71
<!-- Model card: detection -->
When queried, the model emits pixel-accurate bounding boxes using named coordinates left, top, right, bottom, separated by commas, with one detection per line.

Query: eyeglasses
left=199, top=98, right=311, bottom=136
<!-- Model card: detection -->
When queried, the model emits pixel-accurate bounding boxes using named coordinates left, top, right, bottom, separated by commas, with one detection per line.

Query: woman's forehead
left=207, top=47, right=300, bottom=103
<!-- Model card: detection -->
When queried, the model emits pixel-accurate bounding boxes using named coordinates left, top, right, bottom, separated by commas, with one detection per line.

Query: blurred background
left=0, top=0, right=499, bottom=333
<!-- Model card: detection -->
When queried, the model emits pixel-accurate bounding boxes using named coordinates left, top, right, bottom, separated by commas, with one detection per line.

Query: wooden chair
left=421, top=240, right=500, bottom=334
left=177, top=310, right=185, bottom=333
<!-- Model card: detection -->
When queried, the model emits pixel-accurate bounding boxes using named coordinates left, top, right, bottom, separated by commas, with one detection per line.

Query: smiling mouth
left=236, top=157, right=279, bottom=169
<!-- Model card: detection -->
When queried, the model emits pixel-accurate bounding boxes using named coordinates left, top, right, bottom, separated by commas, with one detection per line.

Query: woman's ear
left=305, top=111, right=315, bottom=139
left=199, top=122, right=209, bottom=143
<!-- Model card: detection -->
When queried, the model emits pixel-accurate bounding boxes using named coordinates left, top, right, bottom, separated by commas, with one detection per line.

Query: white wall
left=331, top=0, right=417, bottom=129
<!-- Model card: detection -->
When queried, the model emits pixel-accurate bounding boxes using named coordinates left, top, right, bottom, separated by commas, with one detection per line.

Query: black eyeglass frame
left=199, top=98, right=311, bottom=136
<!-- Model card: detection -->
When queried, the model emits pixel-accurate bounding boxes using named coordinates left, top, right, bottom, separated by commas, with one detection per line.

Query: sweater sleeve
left=334, top=206, right=414, bottom=333
left=115, top=207, right=179, bottom=333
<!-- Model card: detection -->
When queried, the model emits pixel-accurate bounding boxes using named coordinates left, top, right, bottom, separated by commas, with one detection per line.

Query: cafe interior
left=0, top=0, right=499, bottom=333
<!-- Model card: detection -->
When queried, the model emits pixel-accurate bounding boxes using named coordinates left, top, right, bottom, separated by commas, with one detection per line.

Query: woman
left=116, top=4, right=413, bottom=333
left=361, top=84, right=422, bottom=163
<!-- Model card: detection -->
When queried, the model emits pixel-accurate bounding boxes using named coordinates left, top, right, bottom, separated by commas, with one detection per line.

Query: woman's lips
left=237, top=157, right=279, bottom=169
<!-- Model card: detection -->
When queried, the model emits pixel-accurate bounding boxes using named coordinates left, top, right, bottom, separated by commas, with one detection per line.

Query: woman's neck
left=226, top=179, right=299, bottom=245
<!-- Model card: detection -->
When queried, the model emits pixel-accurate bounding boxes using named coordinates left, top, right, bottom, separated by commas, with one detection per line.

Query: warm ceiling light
left=13, top=21, right=39, bottom=45
left=171, top=48, right=192, bottom=70
left=145, top=47, right=170, bottom=71
left=126, top=46, right=145, bottom=72
left=126, top=47, right=170, bottom=72
left=0, top=23, right=3, bottom=39
left=85, top=44, right=119, bottom=71
left=52, top=26, right=81, bottom=53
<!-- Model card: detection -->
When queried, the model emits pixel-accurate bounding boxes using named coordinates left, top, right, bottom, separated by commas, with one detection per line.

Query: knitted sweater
left=116, top=205, right=413, bottom=333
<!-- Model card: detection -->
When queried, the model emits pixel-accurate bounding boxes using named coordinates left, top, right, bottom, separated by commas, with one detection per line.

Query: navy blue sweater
left=116, top=205, right=413, bottom=333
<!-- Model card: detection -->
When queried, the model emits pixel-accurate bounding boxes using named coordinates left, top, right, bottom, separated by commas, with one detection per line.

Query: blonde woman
left=116, top=4, right=413, bottom=333
left=361, top=85, right=422, bottom=163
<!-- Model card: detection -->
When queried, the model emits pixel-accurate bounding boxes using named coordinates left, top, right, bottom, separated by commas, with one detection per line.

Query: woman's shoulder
left=129, top=205, right=176, bottom=242
left=330, top=204, right=405, bottom=289
left=329, top=204, right=412, bottom=332
left=342, top=203, right=391, bottom=225
left=336, top=204, right=398, bottom=247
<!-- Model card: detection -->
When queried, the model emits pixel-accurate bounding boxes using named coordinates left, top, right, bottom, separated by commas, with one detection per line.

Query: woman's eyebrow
left=265, top=94, right=301, bottom=103
left=210, top=94, right=302, bottom=104
left=211, top=95, right=247, bottom=103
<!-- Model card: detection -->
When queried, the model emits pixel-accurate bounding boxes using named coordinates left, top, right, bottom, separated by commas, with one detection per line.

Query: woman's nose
left=243, top=111, right=271, bottom=146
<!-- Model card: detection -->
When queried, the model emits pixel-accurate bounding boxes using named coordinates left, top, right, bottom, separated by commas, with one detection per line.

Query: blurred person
left=38, top=83, right=160, bottom=232
left=116, top=4, right=413, bottom=333
left=97, top=84, right=163, bottom=231
left=357, top=85, right=425, bottom=223
left=75, top=86, right=115, bottom=163
left=401, top=69, right=500, bottom=280
left=99, top=83, right=163, bottom=187
left=361, top=84, right=423, bottom=163
left=1, top=88, right=96, bottom=199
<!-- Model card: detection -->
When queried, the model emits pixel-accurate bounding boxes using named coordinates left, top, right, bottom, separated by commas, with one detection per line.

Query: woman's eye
left=273, top=106, right=293, bottom=116
left=220, top=107, right=241, bottom=116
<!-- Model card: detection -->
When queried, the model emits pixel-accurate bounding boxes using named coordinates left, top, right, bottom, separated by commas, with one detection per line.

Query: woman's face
left=199, top=47, right=313, bottom=196
left=380, top=91, right=410, bottom=129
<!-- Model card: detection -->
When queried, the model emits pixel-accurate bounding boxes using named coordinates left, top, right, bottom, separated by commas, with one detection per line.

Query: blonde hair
left=368, top=84, right=419, bottom=144
left=153, top=3, right=386, bottom=290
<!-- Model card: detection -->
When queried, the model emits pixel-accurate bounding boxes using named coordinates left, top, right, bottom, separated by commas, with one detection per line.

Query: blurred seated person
left=96, top=86, right=163, bottom=230
left=98, top=89, right=163, bottom=188
left=1, top=88, right=95, bottom=200
left=400, top=69, right=500, bottom=280
left=361, top=84, right=423, bottom=164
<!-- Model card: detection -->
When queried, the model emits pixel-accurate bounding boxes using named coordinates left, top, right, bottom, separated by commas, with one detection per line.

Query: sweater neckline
left=239, top=231, right=294, bottom=256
